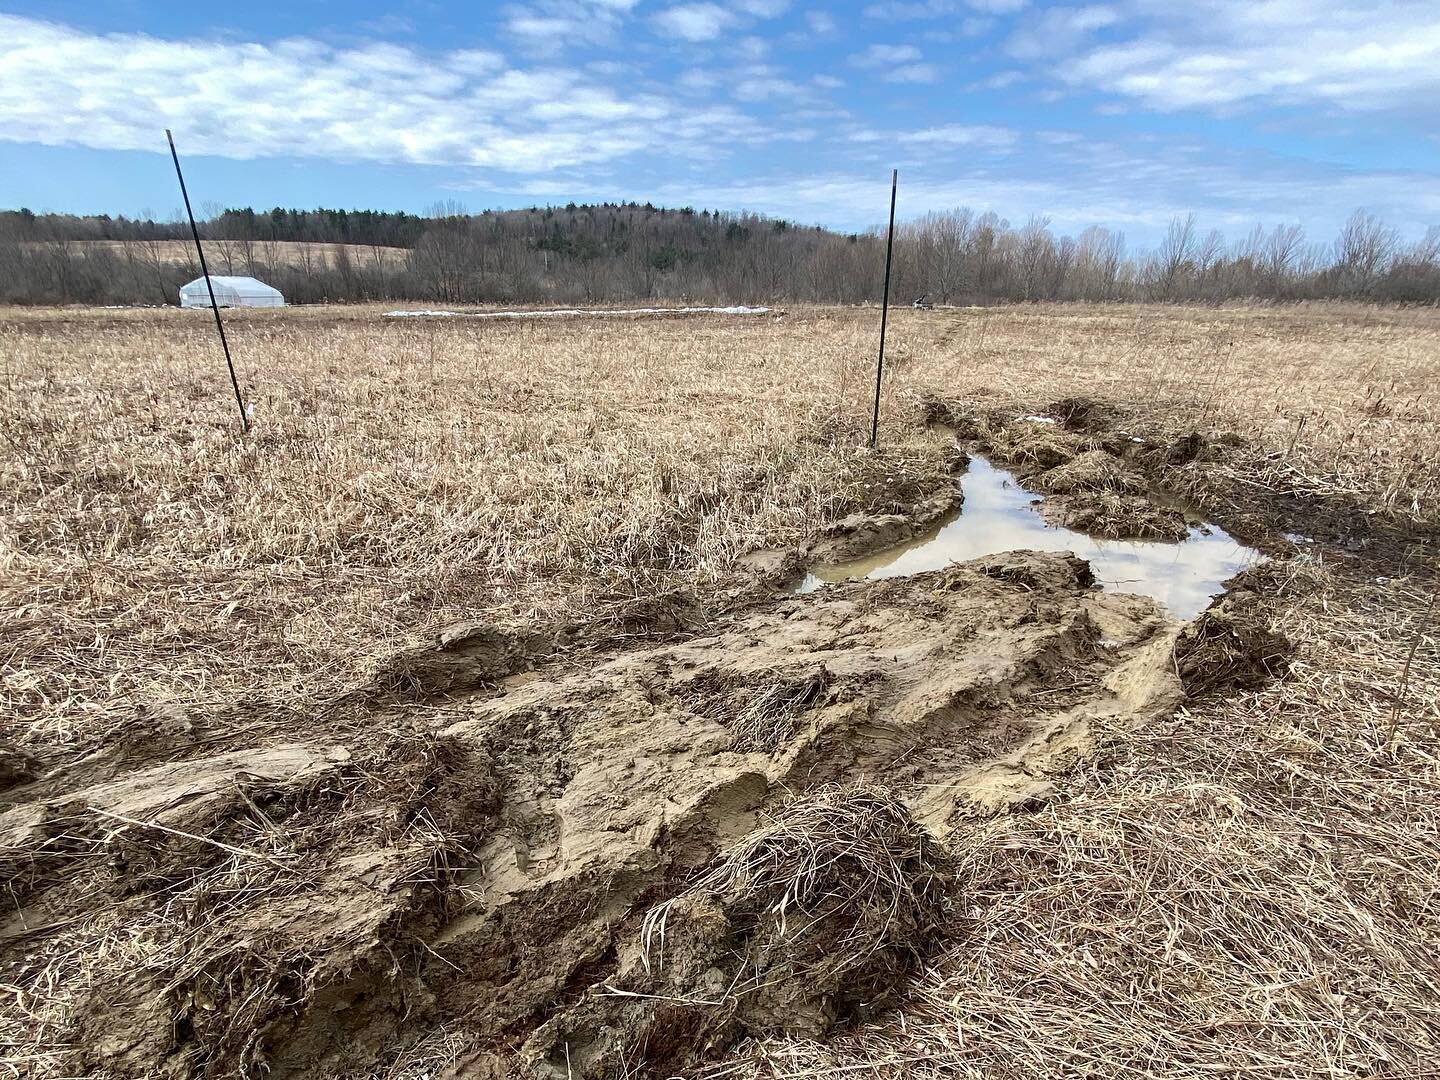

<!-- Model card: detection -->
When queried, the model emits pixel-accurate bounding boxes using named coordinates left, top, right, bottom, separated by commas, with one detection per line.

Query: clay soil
left=2, top=302, right=1438, bottom=1079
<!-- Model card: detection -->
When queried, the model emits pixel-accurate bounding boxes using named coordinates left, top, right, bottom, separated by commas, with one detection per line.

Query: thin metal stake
left=166, top=129, right=249, bottom=434
left=870, top=168, right=898, bottom=449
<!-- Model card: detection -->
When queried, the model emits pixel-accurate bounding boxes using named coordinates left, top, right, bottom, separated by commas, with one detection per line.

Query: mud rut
left=1, top=414, right=1289, bottom=1080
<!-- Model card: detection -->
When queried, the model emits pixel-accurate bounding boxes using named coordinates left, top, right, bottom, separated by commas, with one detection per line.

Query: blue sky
left=2, top=1, right=1438, bottom=244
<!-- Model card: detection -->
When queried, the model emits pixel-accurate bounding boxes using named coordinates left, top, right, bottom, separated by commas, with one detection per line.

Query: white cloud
left=1006, top=5, right=1117, bottom=60
left=1048, top=1, right=1440, bottom=112
left=887, top=63, right=942, bottom=83
left=650, top=1, right=789, bottom=43
left=651, top=3, right=731, bottom=41
left=736, top=35, right=771, bottom=59
left=806, top=10, right=838, bottom=35
left=901, top=123, right=1018, bottom=148
left=736, top=0, right=791, bottom=15
left=733, top=72, right=803, bottom=100
left=968, top=69, right=1024, bottom=90
left=0, top=13, right=740, bottom=173
left=503, top=0, right=638, bottom=53
left=637, top=147, right=1440, bottom=242
left=863, top=0, right=1025, bottom=18
left=852, top=124, right=1018, bottom=150
left=813, top=73, right=846, bottom=89
left=676, top=68, right=722, bottom=93
left=851, top=43, right=924, bottom=65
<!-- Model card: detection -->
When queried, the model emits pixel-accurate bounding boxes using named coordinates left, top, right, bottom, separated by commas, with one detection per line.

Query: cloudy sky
left=1, top=1, right=1438, bottom=242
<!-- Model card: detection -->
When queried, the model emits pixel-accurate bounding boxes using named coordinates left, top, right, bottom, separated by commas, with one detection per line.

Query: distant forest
left=2, top=200, right=1437, bottom=306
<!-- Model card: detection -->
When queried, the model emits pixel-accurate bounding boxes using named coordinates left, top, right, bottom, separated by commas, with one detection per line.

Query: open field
left=25, top=239, right=411, bottom=272
left=2, top=302, right=1439, bottom=1078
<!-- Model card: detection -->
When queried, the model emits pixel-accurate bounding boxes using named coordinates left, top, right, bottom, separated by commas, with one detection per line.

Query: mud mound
left=0, top=742, right=38, bottom=791
left=1037, top=490, right=1191, bottom=542
left=414, top=552, right=1180, bottom=1073
left=1174, top=588, right=1292, bottom=695
left=988, top=438, right=1191, bottom=542
left=1, top=734, right=502, bottom=1079
left=362, top=621, right=553, bottom=700
left=519, top=786, right=951, bottom=1077
left=983, top=419, right=1088, bottom=471
left=1030, top=450, right=1144, bottom=495
left=915, top=394, right=983, bottom=439
left=1044, top=396, right=1125, bottom=432
left=1163, top=431, right=1206, bottom=465
left=808, top=487, right=963, bottom=561
left=4, top=553, right=1187, bottom=1080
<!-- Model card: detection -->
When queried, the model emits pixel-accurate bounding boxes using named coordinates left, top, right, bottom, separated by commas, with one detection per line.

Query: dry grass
left=643, top=784, right=950, bottom=986
left=3, top=301, right=1440, bottom=1079
left=29, top=239, right=410, bottom=271
left=1, top=305, right=937, bottom=754
left=710, top=564, right=1440, bottom=1078
left=922, top=303, right=1440, bottom=519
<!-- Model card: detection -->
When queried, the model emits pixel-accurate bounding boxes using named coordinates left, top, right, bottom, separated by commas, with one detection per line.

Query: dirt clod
left=364, top=622, right=552, bottom=699
left=520, top=786, right=952, bottom=1077
left=0, top=742, right=38, bottom=791
left=984, top=419, right=1086, bottom=471
left=1165, top=432, right=1206, bottom=465
left=1174, top=588, right=1293, bottom=694
left=809, top=487, right=963, bottom=561
left=1037, top=491, right=1191, bottom=541
left=1031, top=450, right=1144, bottom=496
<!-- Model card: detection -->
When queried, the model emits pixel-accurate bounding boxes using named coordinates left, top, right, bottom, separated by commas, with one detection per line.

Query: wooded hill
left=2, top=202, right=1436, bottom=306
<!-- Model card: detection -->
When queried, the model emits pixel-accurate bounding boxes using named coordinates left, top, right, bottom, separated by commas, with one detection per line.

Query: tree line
left=1, top=202, right=1436, bottom=306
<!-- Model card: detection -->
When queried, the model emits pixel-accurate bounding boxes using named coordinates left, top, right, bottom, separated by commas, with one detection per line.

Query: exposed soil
left=1, top=544, right=1209, bottom=1079
left=3, top=386, right=1327, bottom=1080
left=920, top=392, right=1440, bottom=573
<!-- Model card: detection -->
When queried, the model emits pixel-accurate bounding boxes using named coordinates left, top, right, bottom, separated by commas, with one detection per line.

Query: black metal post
left=166, top=129, right=249, bottom=434
left=870, top=168, right=898, bottom=449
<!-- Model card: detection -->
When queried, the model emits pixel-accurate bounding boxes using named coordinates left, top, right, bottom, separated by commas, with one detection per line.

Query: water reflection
left=796, top=456, right=1262, bottom=620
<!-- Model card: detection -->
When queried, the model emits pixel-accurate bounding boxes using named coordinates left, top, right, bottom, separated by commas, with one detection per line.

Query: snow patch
left=1019, top=414, right=1057, bottom=425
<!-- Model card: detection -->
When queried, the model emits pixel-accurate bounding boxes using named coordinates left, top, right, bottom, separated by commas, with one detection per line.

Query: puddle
left=796, top=456, right=1262, bottom=620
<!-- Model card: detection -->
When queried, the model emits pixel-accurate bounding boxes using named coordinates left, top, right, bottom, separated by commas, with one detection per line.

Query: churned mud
left=1, top=394, right=1306, bottom=1080
left=1, top=547, right=1207, bottom=1079
left=798, top=455, right=1260, bottom=620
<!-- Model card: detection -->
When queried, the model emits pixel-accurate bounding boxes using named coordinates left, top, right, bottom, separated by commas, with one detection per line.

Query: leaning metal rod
left=166, top=129, right=249, bottom=433
left=870, top=168, right=898, bottom=449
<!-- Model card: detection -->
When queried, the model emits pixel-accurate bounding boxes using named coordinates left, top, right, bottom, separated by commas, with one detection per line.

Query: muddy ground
left=2, top=400, right=1329, bottom=1079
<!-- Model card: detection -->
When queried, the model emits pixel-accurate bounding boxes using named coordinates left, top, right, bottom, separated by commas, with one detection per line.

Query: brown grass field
left=29, top=239, right=410, bottom=271
left=2, top=302, right=1438, bottom=1078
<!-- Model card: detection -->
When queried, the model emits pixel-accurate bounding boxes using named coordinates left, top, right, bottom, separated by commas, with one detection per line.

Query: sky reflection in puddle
left=796, top=455, right=1262, bottom=620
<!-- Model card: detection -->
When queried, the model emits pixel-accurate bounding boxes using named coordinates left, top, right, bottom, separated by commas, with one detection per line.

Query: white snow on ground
left=1019, top=414, right=1057, bottom=424
left=384, top=305, right=771, bottom=319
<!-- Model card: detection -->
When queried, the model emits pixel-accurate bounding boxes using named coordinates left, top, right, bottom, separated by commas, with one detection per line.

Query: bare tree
left=2, top=202, right=1436, bottom=307
left=1151, top=214, right=1197, bottom=300
left=1334, top=210, right=1398, bottom=297
left=1263, top=224, right=1306, bottom=296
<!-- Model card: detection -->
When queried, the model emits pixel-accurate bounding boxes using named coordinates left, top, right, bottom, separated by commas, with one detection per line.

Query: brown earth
left=8, top=304, right=1430, bottom=1080
left=1, top=547, right=1200, bottom=1079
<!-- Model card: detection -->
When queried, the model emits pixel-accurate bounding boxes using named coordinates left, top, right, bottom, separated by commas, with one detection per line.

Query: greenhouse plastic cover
left=179, top=276, right=285, bottom=308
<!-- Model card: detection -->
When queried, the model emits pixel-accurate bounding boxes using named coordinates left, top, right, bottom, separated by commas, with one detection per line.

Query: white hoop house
left=179, top=275, right=285, bottom=308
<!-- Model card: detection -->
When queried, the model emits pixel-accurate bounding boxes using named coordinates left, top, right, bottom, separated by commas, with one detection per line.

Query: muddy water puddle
left=797, top=455, right=1262, bottom=619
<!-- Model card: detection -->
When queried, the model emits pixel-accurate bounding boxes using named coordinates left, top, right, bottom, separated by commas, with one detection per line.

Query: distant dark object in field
left=912, top=294, right=932, bottom=309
